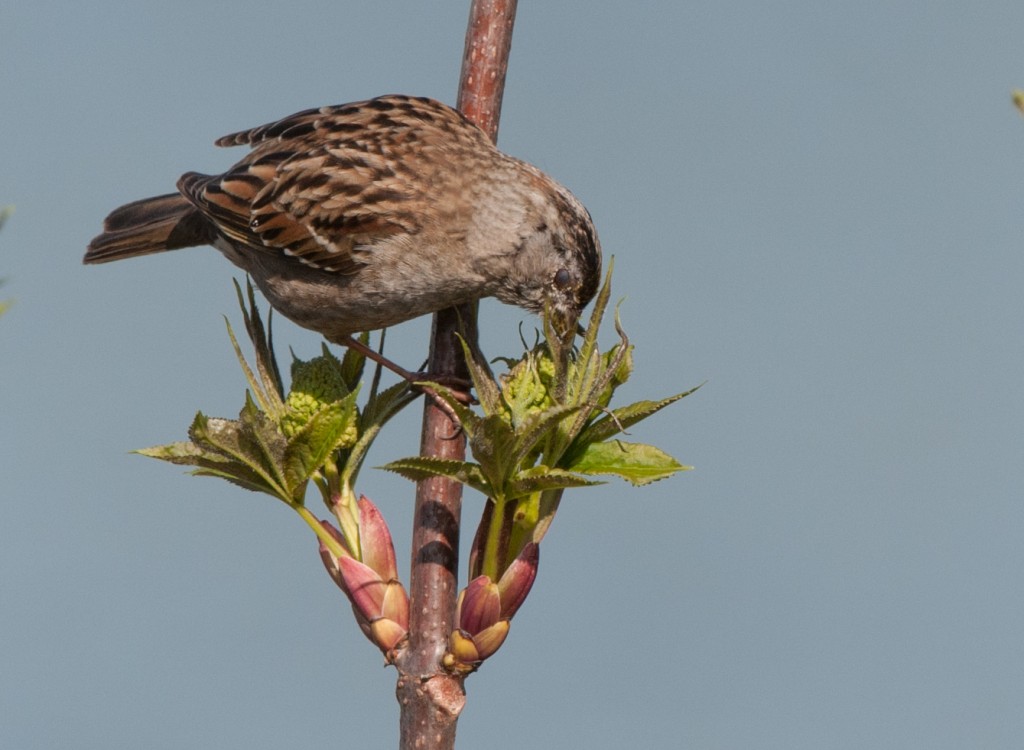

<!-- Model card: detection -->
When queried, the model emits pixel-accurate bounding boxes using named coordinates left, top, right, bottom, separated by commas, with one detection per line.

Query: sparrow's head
left=494, top=173, right=602, bottom=337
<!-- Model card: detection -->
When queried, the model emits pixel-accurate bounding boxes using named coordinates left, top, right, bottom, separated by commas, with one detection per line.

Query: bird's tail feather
left=84, top=193, right=214, bottom=264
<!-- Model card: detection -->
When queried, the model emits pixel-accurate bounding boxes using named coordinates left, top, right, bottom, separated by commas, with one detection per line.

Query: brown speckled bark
left=395, top=2, right=518, bottom=749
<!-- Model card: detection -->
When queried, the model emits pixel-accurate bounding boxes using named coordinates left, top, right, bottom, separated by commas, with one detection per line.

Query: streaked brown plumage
left=85, top=95, right=601, bottom=343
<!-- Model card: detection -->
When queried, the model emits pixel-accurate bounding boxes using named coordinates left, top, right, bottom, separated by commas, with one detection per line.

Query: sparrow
left=84, top=95, right=602, bottom=352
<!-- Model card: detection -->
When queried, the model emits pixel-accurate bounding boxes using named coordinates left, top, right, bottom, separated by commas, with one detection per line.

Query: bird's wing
left=178, top=151, right=419, bottom=274
left=179, top=96, right=466, bottom=274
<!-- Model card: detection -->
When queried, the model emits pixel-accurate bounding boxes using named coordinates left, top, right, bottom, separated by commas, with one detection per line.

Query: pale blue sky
left=3, top=2, right=1024, bottom=747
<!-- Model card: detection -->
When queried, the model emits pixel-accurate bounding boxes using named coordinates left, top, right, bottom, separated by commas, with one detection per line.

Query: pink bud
left=357, top=495, right=398, bottom=581
left=470, top=620, right=510, bottom=661
left=496, top=543, right=538, bottom=620
left=369, top=618, right=408, bottom=654
left=467, top=502, right=493, bottom=580
left=445, top=620, right=511, bottom=672
left=337, top=556, right=388, bottom=621
left=336, top=556, right=409, bottom=655
left=380, top=581, right=410, bottom=629
left=316, top=513, right=408, bottom=658
left=319, top=518, right=353, bottom=556
left=448, top=629, right=481, bottom=665
left=317, top=520, right=352, bottom=592
left=458, top=576, right=501, bottom=635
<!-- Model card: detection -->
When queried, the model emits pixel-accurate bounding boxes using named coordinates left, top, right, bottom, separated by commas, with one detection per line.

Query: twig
left=394, top=2, right=518, bottom=749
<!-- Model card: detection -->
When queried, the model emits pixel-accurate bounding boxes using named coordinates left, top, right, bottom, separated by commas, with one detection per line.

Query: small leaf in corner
left=567, top=440, right=691, bottom=487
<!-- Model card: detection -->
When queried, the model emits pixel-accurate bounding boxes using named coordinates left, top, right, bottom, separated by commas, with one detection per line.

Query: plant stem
left=295, top=504, right=347, bottom=559
left=480, top=496, right=509, bottom=583
left=394, top=2, right=518, bottom=748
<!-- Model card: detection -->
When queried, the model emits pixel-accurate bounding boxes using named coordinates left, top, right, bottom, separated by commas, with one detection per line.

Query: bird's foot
left=332, top=334, right=474, bottom=425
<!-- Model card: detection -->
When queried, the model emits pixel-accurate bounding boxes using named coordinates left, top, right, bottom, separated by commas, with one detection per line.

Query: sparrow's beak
left=549, top=305, right=582, bottom=346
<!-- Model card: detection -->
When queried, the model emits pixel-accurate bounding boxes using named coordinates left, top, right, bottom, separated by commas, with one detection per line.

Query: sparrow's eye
left=553, top=268, right=572, bottom=289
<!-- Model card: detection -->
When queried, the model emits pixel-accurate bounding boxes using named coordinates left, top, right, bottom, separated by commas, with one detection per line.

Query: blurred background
left=2, top=2, right=1023, bottom=747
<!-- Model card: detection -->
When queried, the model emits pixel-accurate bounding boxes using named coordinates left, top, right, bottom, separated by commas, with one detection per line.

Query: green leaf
left=564, top=307, right=630, bottom=427
left=238, top=393, right=290, bottom=486
left=342, top=380, right=419, bottom=489
left=225, top=316, right=269, bottom=414
left=380, top=456, right=493, bottom=498
left=360, top=379, right=416, bottom=432
left=572, top=385, right=702, bottom=454
left=188, top=405, right=292, bottom=502
left=282, top=391, right=360, bottom=495
left=506, top=466, right=603, bottom=498
left=573, top=258, right=615, bottom=392
left=509, top=402, right=581, bottom=471
left=190, top=465, right=287, bottom=495
left=227, top=279, right=285, bottom=419
left=456, top=334, right=504, bottom=419
left=594, top=343, right=634, bottom=408
left=137, top=437, right=288, bottom=497
left=467, top=413, right=518, bottom=491
left=135, top=440, right=206, bottom=464
left=566, top=440, right=691, bottom=486
left=565, top=342, right=601, bottom=407
left=337, top=336, right=367, bottom=392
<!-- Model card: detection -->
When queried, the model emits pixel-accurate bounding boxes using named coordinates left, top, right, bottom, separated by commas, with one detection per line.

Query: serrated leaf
left=238, top=393, right=290, bottom=488
left=337, top=336, right=367, bottom=391
left=568, top=310, right=630, bottom=424
left=565, top=344, right=602, bottom=408
left=572, top=385, right=702, bottom=453
left=283, top=391, right=360, bottom=494
left=136, top=440, right=288, bottom=497
left=506, top=466, right=603, bottom=498
left=189, top=465, right=286, bottom=495
left=567, top=440, right=691, bottom=486
left=225, top=316, right=271, bottom=415
left=595, top=344, right=634, bottom=408
left=456, top=335, right=503, bottom=418
left=341, top=381, right=419, bottom=490
left=188, top=407, right=291, bottom=502
left=360, top=380, right=416, bottom=432
left=231, top=278, right=285, bottom=416
left=573, top=259, right=615, bottom=391
left=508, top=402, right=581, bottom=471
left=494, top=344, right=554, bottom=425
left=135, top=440, right=206, bottom=463
left=243, top=280, right=284, bottom=402
left=380, top=457, right=492, bottom=498
left=467, top=414, right=518, bottom=491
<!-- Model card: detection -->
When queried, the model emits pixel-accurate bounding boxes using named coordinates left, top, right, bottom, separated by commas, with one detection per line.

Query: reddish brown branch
left=395, top=2, right=518, bottom=749
left=456, top=0, right=519, bottom=140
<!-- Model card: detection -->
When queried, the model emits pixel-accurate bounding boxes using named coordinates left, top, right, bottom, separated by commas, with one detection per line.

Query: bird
left=84, top=95, right=602, bottom=360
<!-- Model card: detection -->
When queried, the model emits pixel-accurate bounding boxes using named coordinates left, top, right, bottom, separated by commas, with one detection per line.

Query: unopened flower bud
left=496, top=542, right=539, bottom=620
left=356, top=495, right=398, bottom=582
left=281, top=352, right=351, bottom=437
